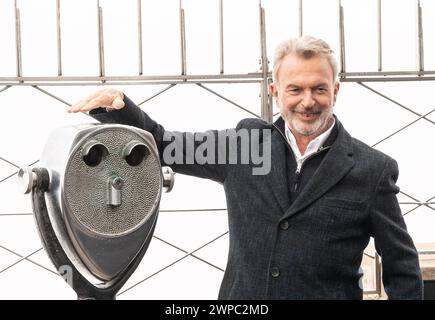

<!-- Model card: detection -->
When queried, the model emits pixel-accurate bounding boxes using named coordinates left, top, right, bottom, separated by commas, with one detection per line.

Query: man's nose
left=301, top=90, right=315, bottom=107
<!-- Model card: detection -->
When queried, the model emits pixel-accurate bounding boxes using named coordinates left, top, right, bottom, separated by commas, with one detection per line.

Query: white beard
left=281, top=105, right=334, bottom=137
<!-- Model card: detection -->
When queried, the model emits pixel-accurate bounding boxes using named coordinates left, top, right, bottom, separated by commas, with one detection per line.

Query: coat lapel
left=282, top=120, right=355, bottom=220
left=265, top=122, right=291, bottom=214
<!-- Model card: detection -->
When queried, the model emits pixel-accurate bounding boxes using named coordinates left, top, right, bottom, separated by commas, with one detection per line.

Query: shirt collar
left=285, top=118, right=336, bottom=160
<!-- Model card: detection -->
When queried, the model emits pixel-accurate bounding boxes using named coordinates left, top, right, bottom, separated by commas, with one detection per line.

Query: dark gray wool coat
left=91, top=96, right=423, bottom=300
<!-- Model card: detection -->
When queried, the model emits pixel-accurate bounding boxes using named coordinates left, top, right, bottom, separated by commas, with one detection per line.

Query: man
left=68, top=36, right=423, bottom=299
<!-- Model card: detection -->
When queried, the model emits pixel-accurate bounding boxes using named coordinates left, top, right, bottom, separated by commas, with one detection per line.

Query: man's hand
left=67, top=88, right=125, bottom=113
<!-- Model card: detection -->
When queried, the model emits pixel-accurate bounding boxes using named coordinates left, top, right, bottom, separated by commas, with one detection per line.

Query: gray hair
left=272, top=36, right=338, bottom=83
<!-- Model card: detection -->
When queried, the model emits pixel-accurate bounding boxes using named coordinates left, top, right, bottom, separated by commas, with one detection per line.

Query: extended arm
left=68, top=89, right=230, bottom=183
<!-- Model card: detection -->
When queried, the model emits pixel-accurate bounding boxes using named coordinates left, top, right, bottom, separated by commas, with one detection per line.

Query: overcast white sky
left=1, top=0, right=435, bottom=75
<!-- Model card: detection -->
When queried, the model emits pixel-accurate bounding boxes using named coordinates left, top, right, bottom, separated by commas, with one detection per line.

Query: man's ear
left=269, top=82, right=278, bottom=97
left=333, top=81, right=340, bottom=104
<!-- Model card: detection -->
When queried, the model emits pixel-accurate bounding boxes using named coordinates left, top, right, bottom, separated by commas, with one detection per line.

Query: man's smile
left=292, top=110, right=321, bottom=120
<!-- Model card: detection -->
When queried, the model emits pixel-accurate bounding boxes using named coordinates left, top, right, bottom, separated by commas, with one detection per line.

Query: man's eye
left=316, top=87, right=327, bottom=93
left=287, top=88, right=300, bottom=93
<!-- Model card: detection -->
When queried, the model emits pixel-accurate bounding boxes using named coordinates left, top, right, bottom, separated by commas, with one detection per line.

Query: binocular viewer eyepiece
left=18, top=124, right=174, bottom=300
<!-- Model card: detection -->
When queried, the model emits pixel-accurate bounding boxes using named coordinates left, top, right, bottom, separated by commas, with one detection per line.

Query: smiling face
left=270, top=53, right=339, bottom=138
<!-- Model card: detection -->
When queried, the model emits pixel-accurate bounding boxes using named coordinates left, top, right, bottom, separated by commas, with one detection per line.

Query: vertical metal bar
left=97, top=0, right=105, bottom=79
left=417, top=0, right=424, bottom=73
left=338, top=0, right=346, bottom=74
left=179, top=0, right=187, bottom=76
left=299, top=0, right=303, bottom=37
left=374, top=252, right=382, bottom=296
left=377, top=0, right=382, bottom=72
left=14, top=0, right=22, bottom=79
left=137, top=0, right=143, bottom=75
left=219, top=0, right=224, bottom=74
left=56, top=0, right=62, bottom=76
left=259, top=1, right=272, bottom=123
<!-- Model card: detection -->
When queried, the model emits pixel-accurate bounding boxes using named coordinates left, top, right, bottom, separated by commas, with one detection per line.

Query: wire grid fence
left=0, top=0, right=434, bottom=298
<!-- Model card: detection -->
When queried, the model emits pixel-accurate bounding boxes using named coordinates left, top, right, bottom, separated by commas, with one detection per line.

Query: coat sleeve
left=89, top=95, right=231, bottom=184
left=368, top=158, right=423, bottom=300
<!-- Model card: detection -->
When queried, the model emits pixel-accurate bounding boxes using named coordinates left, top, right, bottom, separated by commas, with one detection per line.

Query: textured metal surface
left=64, top=128, right=161, bottom=236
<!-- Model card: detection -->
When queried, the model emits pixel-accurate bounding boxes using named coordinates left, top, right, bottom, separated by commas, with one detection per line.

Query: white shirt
left=285, top=119, right=335, bottom=172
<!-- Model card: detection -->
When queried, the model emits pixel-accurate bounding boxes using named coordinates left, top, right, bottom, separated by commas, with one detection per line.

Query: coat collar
left=267, top=116, right=355, bottom=219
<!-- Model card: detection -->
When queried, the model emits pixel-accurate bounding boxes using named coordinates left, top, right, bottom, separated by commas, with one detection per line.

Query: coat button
left=279, top=220, right=289, bottom=230
left=270, top=267, right=280, bottom=278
